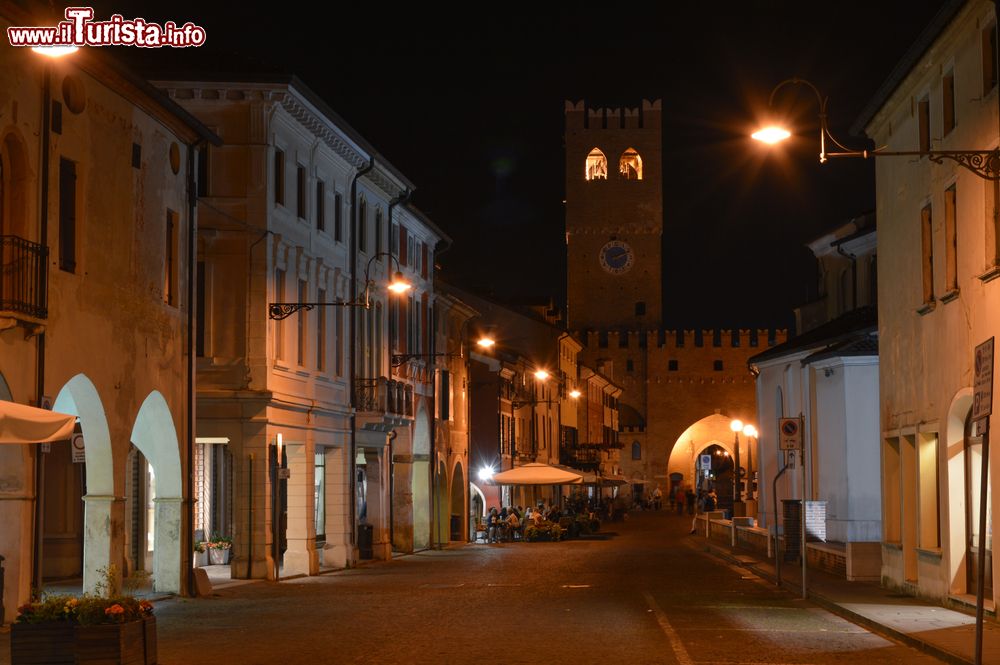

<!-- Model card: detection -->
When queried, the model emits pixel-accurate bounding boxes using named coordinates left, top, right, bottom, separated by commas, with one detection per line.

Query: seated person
left=506, top=510, right=520, bottom=539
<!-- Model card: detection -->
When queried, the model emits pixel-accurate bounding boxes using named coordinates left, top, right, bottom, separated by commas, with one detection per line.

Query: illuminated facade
left=857, top=0, right=999, bottom=605
left=0, top=3, right=216, bottom=613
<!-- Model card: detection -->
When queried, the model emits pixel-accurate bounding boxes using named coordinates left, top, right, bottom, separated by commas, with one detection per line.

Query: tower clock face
left=599, top=240, right=634, bottom=275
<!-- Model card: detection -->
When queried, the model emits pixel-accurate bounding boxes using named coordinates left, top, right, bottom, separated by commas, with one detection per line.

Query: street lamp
left=730, top=419, right=743, bottom=512
left=742, top=424, right=758, bottom=501
left=268, top=251, right=409, bottom=320
left=752, top=77, right=1000, bottom=180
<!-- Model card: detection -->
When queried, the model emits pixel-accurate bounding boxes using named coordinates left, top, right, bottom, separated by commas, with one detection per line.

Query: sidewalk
left=697, top=536, right=1000, bottom=665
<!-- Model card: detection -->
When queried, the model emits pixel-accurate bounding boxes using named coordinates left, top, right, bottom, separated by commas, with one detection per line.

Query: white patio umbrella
left=0, top=399, right=76, bottom=444
left=488, top=463, right=584, bottom=486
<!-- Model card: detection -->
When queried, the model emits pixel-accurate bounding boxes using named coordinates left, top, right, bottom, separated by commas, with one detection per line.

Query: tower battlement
left=579, top=328, right=788, bottom=351
left=565, top=99, right=662, bottom=131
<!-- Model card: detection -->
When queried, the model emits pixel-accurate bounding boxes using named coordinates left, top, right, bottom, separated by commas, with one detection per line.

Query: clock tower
left=564, top=100, right=662, bottom=330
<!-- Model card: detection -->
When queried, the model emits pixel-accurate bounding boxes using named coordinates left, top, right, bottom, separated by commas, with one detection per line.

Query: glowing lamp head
left=751, top=126, right=791, bottom=144
left=569, top=389, right=581, bottom=399
left=730, top=419, right=744, bottom=433
left=388, top=271, right=411, bottom=294
left=32, top=45, right=79, bottom=58
left=476, top=336, right=495, bottom=349
left=534, top=369, right=549, bottom=381
left=743, top=424, right=758, bottom=438
left=478, top=466, right=494, bottom=481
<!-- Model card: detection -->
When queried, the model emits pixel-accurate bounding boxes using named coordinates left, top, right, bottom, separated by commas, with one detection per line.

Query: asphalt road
left=1, top=510, right=948, bottom=664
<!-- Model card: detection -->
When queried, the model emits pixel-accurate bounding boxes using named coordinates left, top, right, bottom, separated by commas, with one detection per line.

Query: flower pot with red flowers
left=206, top=534, right=232, bottom=565
left=10, top=565, right=157, bottom=665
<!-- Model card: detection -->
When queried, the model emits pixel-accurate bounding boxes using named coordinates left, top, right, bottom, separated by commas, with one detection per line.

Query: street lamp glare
left=569, top=389, right=581, bottom=399
left=477, top=466, right=494, bottom=481
left=751, top=126, right=791, bottom=144
left=730, top=419, right=743, bottom=433
left=743, top=424, right=758, bottom=438
left=476, top=336, right=495, bottom=349
left=534, top=369, right=549, bottom=381
left=387, top=271, right=411, bottom=294
left=31, top=45, right=80, bottom=58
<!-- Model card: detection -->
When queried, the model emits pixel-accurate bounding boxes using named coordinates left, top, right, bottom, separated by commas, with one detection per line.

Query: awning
left=0, top=400, right=76, bottom=444
left=488, top=463, right=584, bottom=486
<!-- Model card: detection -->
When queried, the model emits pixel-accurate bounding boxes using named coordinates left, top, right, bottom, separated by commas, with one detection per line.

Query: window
left=918, top=432, right=940, bottom=549
left=668, top=360, right=678, bottom=371
left=317, top=288, right=326, bottom=371
left=439, top=370, right=451, bottom=421
left=943, top=70, right=955, bottom=136
left=626, top=359, right=634, bottom=372
left=273, top=149, right=285, bottom=206
left=945, top=185, right=957, bottom=293
left=619, top=148, right=642, bottom=180
left=375, top=208, right=383, bottom=255
left=197, top=145, right=209, bottom=197
left=585, top=147, right=608, bottom=180
left=296, top=166, right=307, bottom=219
left=164, top=210, right=178, bottom=306
left=316, top=180, right=325, bottom=231
left=131, top=142, right=141, bottom=169
left=391, top=222, right=400, bottom=259
left=314, top=451, right=326, bottom=543
left=713, top=360, right=724, bottom=371
left=632, top=441, right=641, bottom=460
left=984, top=22, right=998, bottom=94
left=635, top=301, right=646, bottom=316
left=921, top=204, right=934, bottom=304
left=297, top=280, right=307, bottom=366
left=918, top=97, right=930, bottom=153
left=274, top=269, right=285, bottom=360
left=58, top=157, right=76, bottom=273
left=988, top=179, right=1000, bottom=267
left=334, top=192, right=343, bottom=242
left=358, top=198, right=367, bottom=253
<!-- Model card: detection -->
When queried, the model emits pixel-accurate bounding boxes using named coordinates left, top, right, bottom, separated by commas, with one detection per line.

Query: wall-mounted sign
left=779, top=417, right=802, bottom=450
left=973, top=337, right=994, bottom=424
left=71, top=433, right=86, bottom=463
left=699, top=454, right=712, bottom=469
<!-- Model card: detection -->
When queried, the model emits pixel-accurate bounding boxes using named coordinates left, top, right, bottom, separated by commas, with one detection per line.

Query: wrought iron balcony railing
left=354, top=377, right=413, bottom=417
left=1, top=235, right=48, bottom=319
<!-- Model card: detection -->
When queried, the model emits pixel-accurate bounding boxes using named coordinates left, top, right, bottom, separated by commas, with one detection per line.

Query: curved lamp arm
left=767, top=77, right=832, bottom=163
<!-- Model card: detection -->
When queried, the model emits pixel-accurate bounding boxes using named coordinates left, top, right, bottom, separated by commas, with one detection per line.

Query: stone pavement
left=696, top=534, right=1000, bottom=665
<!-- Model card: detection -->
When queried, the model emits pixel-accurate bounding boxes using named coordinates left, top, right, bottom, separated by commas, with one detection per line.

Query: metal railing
left=354, top=377, right=413, bottom=417
left=0, top=235, right=47, bottom=319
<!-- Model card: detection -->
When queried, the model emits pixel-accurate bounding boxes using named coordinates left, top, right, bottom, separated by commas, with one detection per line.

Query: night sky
left=78, top=0, right=949, bottom=330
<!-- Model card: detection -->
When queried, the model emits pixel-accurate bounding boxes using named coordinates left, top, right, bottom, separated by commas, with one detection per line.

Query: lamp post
left=729, top=419, right=743, bottom=516
left=752, top=77, right=1000, bottom=180
left=743, top=424, right=758, bottom=501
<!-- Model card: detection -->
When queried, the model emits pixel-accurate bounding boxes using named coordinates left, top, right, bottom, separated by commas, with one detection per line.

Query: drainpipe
left=430, top=300, right=440, bottom=548
left=386, top=190, right=409, bottom=549
left=31, top=63, right=52, bottom=599
left=771, top=458, right=789, bottom=587
left=348, top=158, right=374, bottom=556
left=185, top=140, right=201, bottom=596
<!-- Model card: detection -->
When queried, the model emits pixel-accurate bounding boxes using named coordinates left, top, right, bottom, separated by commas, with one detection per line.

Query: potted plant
left=207, top=534, right=232, bottom=565
left=11, top=565, right=156, bottom=665
left=193, top=541, right=208, bottom=567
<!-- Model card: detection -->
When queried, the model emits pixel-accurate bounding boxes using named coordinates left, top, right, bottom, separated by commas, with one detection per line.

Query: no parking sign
left=779, top=417, right=802, bottom=450
left=71, top=433, right=86, bottom=463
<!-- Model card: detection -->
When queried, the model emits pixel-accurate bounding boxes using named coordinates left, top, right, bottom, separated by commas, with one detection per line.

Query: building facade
left=856, top=0, right=999, bottom=604
left=0, top=6, right=216, bottom=615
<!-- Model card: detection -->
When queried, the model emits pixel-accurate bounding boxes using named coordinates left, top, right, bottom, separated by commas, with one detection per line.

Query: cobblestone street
left=12, top=511, right=941, bottom=665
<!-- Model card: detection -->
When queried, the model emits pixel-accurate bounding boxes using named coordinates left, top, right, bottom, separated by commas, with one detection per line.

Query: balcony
left=354, top=377, right=413, bottom=418
left=1, top=235, right=47, bottom=320
left=560, top=447, right=601, bottom=471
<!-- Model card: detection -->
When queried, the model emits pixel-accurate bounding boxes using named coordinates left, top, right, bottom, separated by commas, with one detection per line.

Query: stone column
left=82, top=494, right=122, bottom=594
left=364, top=449, right=391, bottom=560
left=153, top=497, right=183, bottom=593
left=282, top=443, right=316, bottom=576
left=322, top=446, right=349, bottom=569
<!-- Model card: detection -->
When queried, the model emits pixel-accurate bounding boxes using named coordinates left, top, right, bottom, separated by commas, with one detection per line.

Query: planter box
left=208, top=547, right=230, bottom=565
left=11, top=616, right=157, bottom=665
left=193, top=549, right=209, bottom=567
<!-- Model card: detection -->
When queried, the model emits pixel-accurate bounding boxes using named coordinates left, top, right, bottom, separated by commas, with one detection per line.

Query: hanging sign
left=699, top=454, right=712, bottom=469
left=973, top=337, right=994, bottom=424
left=779, top=417, right=802, bottom=450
